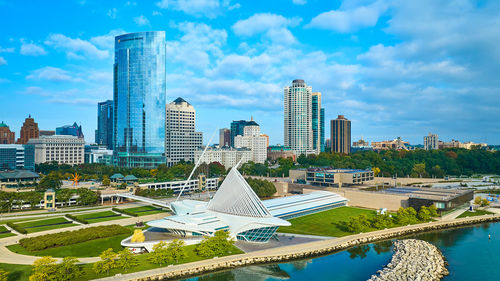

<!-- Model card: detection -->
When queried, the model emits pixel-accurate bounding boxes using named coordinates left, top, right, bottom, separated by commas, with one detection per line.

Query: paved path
left=440, top=207, right=468, bottom=221
left=0, top=212, right=168, bottom=265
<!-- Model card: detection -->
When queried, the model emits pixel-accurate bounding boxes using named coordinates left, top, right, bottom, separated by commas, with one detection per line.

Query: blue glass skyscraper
left=96, top=100, right=113, bottom=150
left=113, top=32, right=166, bottom=168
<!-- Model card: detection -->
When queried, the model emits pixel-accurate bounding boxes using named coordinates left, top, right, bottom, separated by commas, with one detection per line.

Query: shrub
left=7, top=222, right=27, bottom=234
left=19, top=225, right=130, bottom=251
left=112, top=207, right=138, bottom=217
left=65, top=214, right=88, bottom=224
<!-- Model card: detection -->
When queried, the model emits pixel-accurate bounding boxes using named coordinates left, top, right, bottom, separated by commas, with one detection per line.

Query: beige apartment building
left=28, top=135, right=85, bottom=165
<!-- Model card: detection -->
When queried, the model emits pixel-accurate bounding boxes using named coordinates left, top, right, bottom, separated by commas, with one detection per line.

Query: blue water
left=182, top=222, right=500, bottom=281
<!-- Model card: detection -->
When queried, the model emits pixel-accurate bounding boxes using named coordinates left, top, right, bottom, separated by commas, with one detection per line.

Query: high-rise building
left=230, top=119, right=258, bottom=147
left=330, top=115, right=351, bottom=154
left=0, top=144, right=34, bottom=171
left=96, top=100, right=113, bottom=150
left=0, top=121, right=15, bottom=144
left=284, top=79, right=314, bottom=156
left=219, top=128, right=231, bottom=147
left=17, top=115, right=39, bottom=144
left=234, top=122, right=268, bottom=164
left=424, top=133, right=439, bottom=150
left=312, top=92, right=325, bottom=154
left=113, top=31, right=166, bottom=168
left=28, top=135, right=85, bottom=165
left=56, top=122, right=84, bottom=139
left=194, top=147, right=252, bottom=169
left=165, top=97, right=203, bottom=166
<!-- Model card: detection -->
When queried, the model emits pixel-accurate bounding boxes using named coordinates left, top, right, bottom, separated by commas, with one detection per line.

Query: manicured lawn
left=457, top=209, right=494, bottom=218
left=278, top=206, right=379, bottom=237
left=0, top=225, right=15, bottom=238
left=122, top=206, right=168, bottom=216
left=7, top=232, right=132, bottom=258
left=0, top=244, right=243, bottom=281
left=76, top=211, right=123, bottom=223
left=16, top=217, right=75, bottom=233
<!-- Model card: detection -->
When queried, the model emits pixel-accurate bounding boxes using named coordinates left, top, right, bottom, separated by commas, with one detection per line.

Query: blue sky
left=1, top=0, right=499, bottom=145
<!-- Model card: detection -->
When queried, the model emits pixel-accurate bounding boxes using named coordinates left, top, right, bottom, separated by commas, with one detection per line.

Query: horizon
left=1, top=0, right=499, bottom=145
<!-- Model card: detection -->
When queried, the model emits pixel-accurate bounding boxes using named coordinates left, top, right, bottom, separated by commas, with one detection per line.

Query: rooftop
left=0, top=170, right=39, bottom=180
left=381, top=187, right=473, bottom=201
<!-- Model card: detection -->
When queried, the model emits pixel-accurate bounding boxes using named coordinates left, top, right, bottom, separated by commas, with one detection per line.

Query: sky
left=1, top=0, right=499, bottom=145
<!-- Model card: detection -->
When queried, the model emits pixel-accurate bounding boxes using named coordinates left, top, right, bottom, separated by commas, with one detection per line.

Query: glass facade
left=230, top=120, right=258, bottom=148
left=237, top=226, right=279, bottom=242
left=320, top=108, right=325, bottom=152
left=96, top=100, right=114, bottom=150
left=113, top=32, right=166, bottom=168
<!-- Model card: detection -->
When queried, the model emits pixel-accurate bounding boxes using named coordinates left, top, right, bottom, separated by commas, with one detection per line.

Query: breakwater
left=368, top=239, right=448, bottom=281
left=97, top=214, right=500, bottom=281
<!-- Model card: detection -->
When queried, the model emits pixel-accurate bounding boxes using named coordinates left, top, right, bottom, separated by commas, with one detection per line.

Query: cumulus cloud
left=26, top=66, right=82, bottom=82
left=156, top=0, right=239, bottom=18
left=20, top=42, right=47, bottom=56
left=306, top=0, right=388, bottom=32
left=0, top=46, right=14, bottom=53
left=232, top=13, right=301, bottom=44
left=134, top=15, right=150, bottom=26
left=90, top=29, right=126, bottom=50
left=0, top=57, right=6, bottom=65
left=44, top=33, right=109, bottom=59
left=292, top=0, right=306, bottom=5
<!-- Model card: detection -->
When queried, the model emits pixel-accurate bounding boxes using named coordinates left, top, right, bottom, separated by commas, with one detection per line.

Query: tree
left=396, top=207, right=418, bottom=225
left=29, top=256, right=59, bottom=281
left=371, top=213, right=392, bottom=229
left=57, top=257, right=82, bottom=281
left=428, top=205, right=439, bottom=217
left=93, top=248, right=117, bottom=275
left=345, top=214, right=371, bottom=233
left=131, top=229, right=145, bottom=243
left=36, top=172, right=62, bottom=192
left=417, top=206, right=431, bottom=221
left=481, top=198, right=490, bottom=207
left=167, top=239, right=187, bottom=263
left=148, top=241, right=170, bottom=266
left=411, top=163, right=428, bottom=178
left=430, top=165, right=445, bottom=178
left=102, top=175, right=111, bottom=186
left=372, top=167, right=381, bottom=177
left=77, top=188, right=99, bottom=206
left=116, top=249, right=138, bottom=272
left=57, top=189, right=73, bottom=207
left=196, top=230, right=234, bottom=257
left=0, top=269, right=8, bottom=281
left=474, top=196, right=482, bottom=205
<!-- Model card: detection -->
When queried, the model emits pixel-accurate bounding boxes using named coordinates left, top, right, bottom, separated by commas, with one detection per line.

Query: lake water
left=182, top=222, right=500, bottom=281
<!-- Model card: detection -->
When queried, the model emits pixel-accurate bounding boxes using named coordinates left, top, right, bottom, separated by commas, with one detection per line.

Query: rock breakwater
left=368, top=239, right=448, bottom=281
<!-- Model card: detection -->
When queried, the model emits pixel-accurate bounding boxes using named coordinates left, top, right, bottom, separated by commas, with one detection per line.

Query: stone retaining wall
left=99, top=214, right=500, bottom=281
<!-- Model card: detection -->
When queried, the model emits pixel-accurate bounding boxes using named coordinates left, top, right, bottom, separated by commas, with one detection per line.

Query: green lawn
left=17, top=217, right=75, bottom=233
left=457, top=209, right=494, bottom=218
left=278, top=206, right=379, bottom=237
left=122, top=206, right=168, bottom=216
left=7, top=232, right=132, bottom=258
left=0, top=244, right=243, bottom=281
left=76, top=211, right=124, bottom=223
left=0, top=225, right=15, bottom=238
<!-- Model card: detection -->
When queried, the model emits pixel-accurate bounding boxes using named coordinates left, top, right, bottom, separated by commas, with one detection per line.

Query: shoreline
left=95, top=214, right=500, bottom=281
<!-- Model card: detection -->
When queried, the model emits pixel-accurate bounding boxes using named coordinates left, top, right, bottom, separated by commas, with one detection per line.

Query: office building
left=28, top=135, right=85, bottom=165
left=290, top=167, right=374, bottom=187
left=139, top=175, right=219, bottom=193
left=0, top=144, right=35, bottom=171
left=330, top=115, right=351, bottom=154
left=194, top=147, right=252, bottom=169
left=85, top=145, right=113, bottom=165
left=96, top=100, right=114, bottom=150
left=312, top=92, right=325, bottom=154
left=372, top=137, right=409, bottom=151
left=234, top=122, right=267, bottom=164
left=39, top=130, right=55, bottom=136
left=56, top=122, right=84, bottom=139
left=423, top=133, right=439, bottom=150
left=230, top=119, right=258, bottom=148
left=351, top=137, right=373, bottom=152
left=0, top=121, right=15, bottom=144
left=267, top=145, right=296, bottom=162
left=165, top=97, right=203, bottom=166
left=284, top=79, right=315, bottom=156
left=219, top=128, right=231, bottom=147
left=113, top=31, right=166, bottom=168
left=17, top=115, right=39, bottom=144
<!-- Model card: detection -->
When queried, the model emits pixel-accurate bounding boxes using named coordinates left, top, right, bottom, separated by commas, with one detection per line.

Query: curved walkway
left=0, top=213, right=167, bottom=265
left=96, top=214, right=500, bottom=281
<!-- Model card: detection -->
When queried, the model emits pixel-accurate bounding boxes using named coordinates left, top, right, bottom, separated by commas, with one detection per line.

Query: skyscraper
left=96, top=100, right=113, bottom=150
left=330, top=115, right=351, bottom=154
left=0, top=121, right=15, bottom=144
left=165, top=97, right=203, bottom=166
left=56, top=122, right=84, bottom=139
left=424, top=133, right=439, bottom=150
left=284, top=79, right=314, bottom=156
left=234, top=121, right=268, bottom=164
left=17, top=115, right=39, bottom=144
left=113, top=32, right=166, bottom=168
left=219, top=128, right=231, bottom=147
left=230, top=119, right=258, bottom=147
left=312, top=92, right=325, bottom=154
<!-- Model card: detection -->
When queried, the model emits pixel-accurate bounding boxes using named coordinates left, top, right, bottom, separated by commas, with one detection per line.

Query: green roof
left=110, top=173, right=124, bottom=179
left=123, top=175, right=138, bottom=181
left=0, top=121, right=8, bottom=128
left=0, top=170, right=39, bottom=180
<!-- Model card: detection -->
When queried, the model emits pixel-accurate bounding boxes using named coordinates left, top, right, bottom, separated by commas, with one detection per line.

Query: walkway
left=0, top=212, right=168, bottom=265
left=440, top=207, right=468, bottom=221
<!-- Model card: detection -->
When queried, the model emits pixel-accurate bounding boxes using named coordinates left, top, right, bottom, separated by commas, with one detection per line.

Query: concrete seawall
left=97, top=214, right=500, bottom=281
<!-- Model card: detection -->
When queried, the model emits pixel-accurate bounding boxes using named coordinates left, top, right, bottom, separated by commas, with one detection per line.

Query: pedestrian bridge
left=115, top=193, right=171, bottom=209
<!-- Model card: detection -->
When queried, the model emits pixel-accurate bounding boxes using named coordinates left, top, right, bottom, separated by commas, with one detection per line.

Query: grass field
left=0, top=244, right=243, bottom=281
left=278, top=206, right=379, bottom=237
left=457, top=209, right=494, bottom=218
left=122, top=206, right=167, bottom=216
left=75, top=211, right=123, bottom=223
left=16, top=217, right=75, bottom=233
left=0, top=225, right=15, bottom=238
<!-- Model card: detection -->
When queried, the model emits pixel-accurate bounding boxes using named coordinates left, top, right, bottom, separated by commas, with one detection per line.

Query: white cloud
left=232, top=13, right=301, bottom=44
left=20, top=42, right=47, bottom=56
left=26, top=66, right=82, bottom=82
left=292, top=0, right=306, bottom=5
left=90, top=29, right=126, bottom=50
left=156, top=0, right=239, bottom=19
left=0, top=47, right=14, bottom=53
left=307, top=0, right=388, bottom=32
left=134, top=15, right=150, bottom=26
left=0, top=57, right=6, bottom=65
left=44, top=34, right=109, bottom=59
left=152, top=11, right=162, bottom=16
left=107, top=8, right=117, bottom=19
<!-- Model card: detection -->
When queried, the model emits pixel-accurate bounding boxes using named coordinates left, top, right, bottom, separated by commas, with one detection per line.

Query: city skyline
left=1, top=1, right=500, bottom=145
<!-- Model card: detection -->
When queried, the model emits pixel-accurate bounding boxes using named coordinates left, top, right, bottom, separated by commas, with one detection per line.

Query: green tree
left=0, top=269, right=8, bottom=281
left=345, top=214, right=371, bottom=233
left=196, top=230, right=234, bottom=257
left=116, top=249, right=138, bottom=272
left=474, top=196, right=482, bottom=205
left=77, top=188, right=99, bottom=206
left=29, top=256, right=59, bottom=281
left=430, top=165, right=445, bottom=178
left=57, top=189, right=73, bottom=207
left=411, top=163, right=428, bottom=178
left=417, top=206, right=431, bottom=221
left=93, top=248, right=117, bottom=275
left=167, top=239, right=187, bottom=263
left=148, top=241, right=170, bottom=266
left=371, top=213, right=392, bottom=229
left=396, top=207, right=418, bottom=225
left=428, top=205, right=439, bottom=217
left=102, top=175, right=111, bottom=186
left=36, top=172, right=62, bottom=192
left=481, top=198, right=490, bottom=207
left=57, top=257, right=82, bottom=281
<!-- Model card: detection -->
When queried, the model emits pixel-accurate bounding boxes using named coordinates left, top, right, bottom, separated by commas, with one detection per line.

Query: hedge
left=112, top=207, right=138, bottom=217
left=65, top=214, right=88, bottom=224
left=7, top=222, right=27, bottom=234
left=19, top=224, right=131, bottom=251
